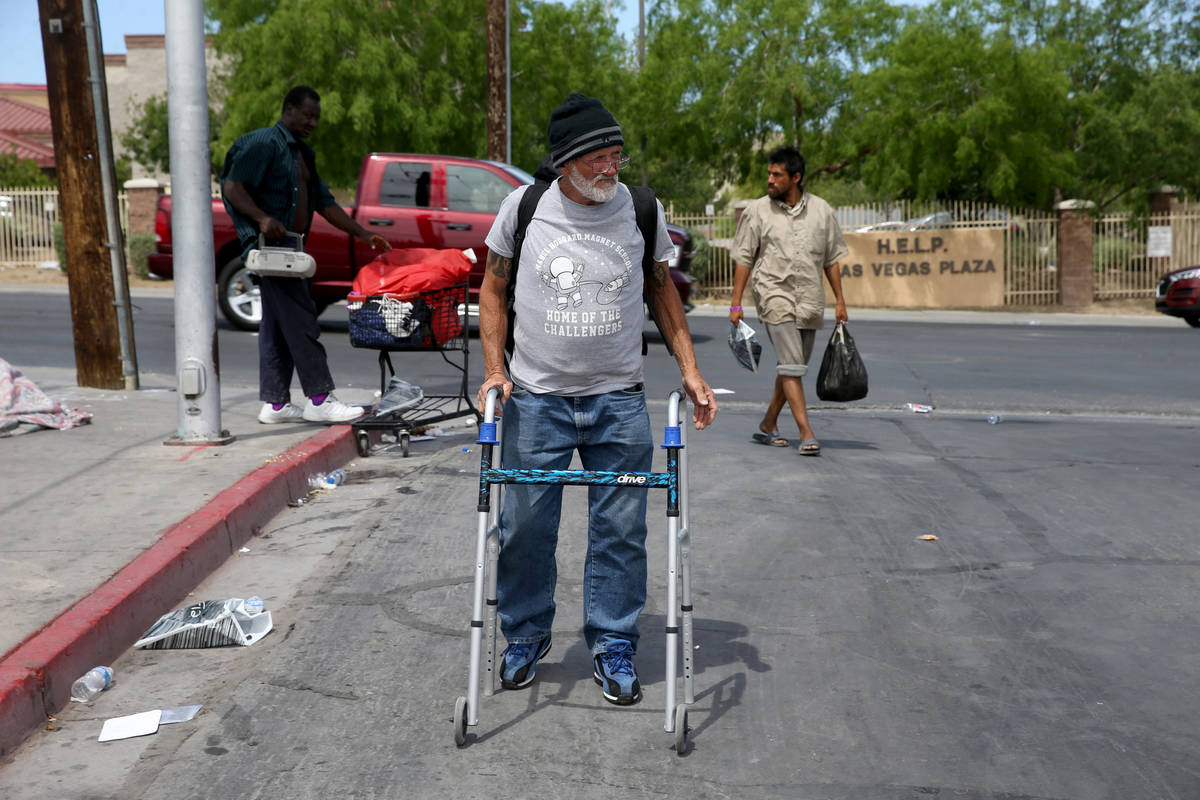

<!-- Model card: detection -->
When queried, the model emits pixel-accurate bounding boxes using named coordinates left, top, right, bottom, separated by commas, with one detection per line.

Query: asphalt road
left=1, top=288, right=1199, bottom=799
left=1, top=286, right=1197, bottom=417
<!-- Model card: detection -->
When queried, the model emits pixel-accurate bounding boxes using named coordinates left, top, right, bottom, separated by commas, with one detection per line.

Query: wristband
left=729, top=305, right=742, bottom=312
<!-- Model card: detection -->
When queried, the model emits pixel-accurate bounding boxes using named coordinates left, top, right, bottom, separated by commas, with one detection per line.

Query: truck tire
left=217, top=257, right=262, bottom=331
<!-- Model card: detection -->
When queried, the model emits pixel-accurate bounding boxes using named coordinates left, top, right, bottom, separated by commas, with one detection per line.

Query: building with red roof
left=0, top=87, right=55, bottom=176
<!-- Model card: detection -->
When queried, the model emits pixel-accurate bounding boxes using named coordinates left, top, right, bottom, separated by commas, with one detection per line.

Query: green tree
left=1027, top=0, right=1200, bottom=207
left=0, top=149, right=52, bottom=187
left=508, top=0, right=630, bottom=173
left=206, top=0, right=631, bottom=186
left=846, top=4, right=1077, bottom=207
left=208, top=0, right=491, bottom=187
left=119, top=93, right=226, bottom=177
left=627, top=0, right=901, bottom=207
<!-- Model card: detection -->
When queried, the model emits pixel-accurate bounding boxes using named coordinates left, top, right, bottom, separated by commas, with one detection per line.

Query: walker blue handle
left=477, top=422, right=498, bottom=444
left=661, top=425, right=683, bottom=449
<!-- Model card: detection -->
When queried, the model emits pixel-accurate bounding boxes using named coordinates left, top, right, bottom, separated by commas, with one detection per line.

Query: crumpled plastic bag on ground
left=727, top=320, right=763, bottom=373
left=377, top=377, right=424, bottom=415
left=134, top=598, right=273, bottom=649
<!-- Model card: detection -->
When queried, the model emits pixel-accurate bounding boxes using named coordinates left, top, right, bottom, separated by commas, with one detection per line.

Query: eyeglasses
left=581, top=153, right=632, bottom=172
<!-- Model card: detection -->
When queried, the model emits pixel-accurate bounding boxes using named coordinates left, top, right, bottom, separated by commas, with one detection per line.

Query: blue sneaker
left=593, top=640, right=642, bottom=705
left=500, top=635, right=552, bottom=690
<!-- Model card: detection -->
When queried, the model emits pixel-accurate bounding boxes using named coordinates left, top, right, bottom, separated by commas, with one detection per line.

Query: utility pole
left=485, top=0, right=508, bottom=162
left=38, top=0, right=137, bottom=389
left=638, top=0, right=649, bottom=188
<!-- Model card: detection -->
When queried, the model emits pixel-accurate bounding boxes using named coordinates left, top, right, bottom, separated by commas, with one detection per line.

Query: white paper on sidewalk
left=98, top=710, right=162, bottom=742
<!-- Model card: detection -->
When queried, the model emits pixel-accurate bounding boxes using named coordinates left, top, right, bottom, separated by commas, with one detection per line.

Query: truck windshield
left=493, top=163, right=536, bottom=186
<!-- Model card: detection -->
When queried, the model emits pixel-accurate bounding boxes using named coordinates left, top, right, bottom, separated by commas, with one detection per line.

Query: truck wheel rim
left=227, top=267, right=263, bottom=325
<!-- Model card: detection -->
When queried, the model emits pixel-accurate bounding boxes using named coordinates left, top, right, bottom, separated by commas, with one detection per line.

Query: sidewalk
left=0, top=365, right=368, bottom=757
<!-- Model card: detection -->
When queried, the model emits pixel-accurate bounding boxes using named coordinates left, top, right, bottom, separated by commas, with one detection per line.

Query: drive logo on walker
left=534, top=233, right=636, bottom=339
left=616, top=473, right=649, bottom=485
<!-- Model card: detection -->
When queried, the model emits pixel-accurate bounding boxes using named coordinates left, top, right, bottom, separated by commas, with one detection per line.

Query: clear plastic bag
left=728, top=320, right=763, bottom=373
left=134, top=598, right=273, bottom=649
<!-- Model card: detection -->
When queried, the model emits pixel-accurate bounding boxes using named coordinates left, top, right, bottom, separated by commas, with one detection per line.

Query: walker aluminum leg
left=665, top=513, right=680, bottom=734
left=462, top=390, right=502, bottom=733
left=679, top=417, right=695, bottom=704
left=466, top=510, right=489, bottom=726
left=483, top=523, right=500, bottom=697
left=483, top=418, right=502, bottom=697
left=663, top=391, right=684, bottom=734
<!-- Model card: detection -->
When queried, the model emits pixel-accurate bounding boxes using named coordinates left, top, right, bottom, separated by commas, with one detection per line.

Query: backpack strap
left=628, top=185, right=674, bottom=357
left=511, top=182, right=551, bottom=283
left=505, top=182, right=551, bottom=356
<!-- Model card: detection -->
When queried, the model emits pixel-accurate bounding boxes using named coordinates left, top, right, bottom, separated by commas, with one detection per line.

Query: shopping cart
left=347, top=280, right=479, bottom=457
left=453, top=387, right=696, bottom=754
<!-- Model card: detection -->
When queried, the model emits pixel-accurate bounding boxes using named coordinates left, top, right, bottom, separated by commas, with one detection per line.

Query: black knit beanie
left=547, top=93, right=624, bottom=169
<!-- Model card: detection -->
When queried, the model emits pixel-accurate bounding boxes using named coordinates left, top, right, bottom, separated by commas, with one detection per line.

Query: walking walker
left=453, top=388, right=697, bottom=754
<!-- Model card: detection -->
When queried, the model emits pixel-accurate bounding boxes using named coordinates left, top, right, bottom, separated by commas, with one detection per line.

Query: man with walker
left=476, top=93, right=717, bottom=707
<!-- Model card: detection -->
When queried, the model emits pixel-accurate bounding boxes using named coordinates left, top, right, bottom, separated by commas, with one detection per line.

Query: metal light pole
left=164, top=0, right=232, bottom=446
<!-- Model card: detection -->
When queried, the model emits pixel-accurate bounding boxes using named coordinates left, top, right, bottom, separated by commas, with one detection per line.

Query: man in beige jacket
left=729, top=147, right=848, bottom=456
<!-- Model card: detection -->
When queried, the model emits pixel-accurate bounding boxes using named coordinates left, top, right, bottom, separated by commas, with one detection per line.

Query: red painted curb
left=0, top=424, right=357, bottom=758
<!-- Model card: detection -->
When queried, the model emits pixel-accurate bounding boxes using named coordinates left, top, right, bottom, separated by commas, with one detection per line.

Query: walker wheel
left=453, top=696, right=469, bottom=747
left=400, top=431, right=410, bottom=457
left=356, top=431, right=370, bottom=457
left=673, top=704, right=689, bottom=754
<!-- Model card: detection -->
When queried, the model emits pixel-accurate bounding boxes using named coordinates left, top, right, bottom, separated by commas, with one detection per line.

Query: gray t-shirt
left=485, top=180, right=675, bottom=396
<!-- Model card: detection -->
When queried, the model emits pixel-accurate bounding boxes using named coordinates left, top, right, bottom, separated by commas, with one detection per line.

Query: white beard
left=567, top=162, right=619, bottom=203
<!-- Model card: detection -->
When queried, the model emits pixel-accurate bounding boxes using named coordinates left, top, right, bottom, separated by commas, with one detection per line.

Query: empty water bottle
left=70, top=666, right=113, bottom=702
left=242, top=596, right=265, bottom=616
left=987, top=414, right=1002, bottom=425
left=307, top=469, right=345, bottom=491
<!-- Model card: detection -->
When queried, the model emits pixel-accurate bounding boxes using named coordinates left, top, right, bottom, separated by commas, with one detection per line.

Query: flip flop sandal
left=752, top=430, right=789, bottom=447
left=799, top=439, right=821, bottom=456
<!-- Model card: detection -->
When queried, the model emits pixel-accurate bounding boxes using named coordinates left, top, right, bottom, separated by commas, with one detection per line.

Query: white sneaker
left=258, top=402, right=305, bottom=424
left=302, top=394, right=366, bottom=423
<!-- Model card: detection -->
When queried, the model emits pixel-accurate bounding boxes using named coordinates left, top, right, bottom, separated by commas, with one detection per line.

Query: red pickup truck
left=148, top=153, right=694, bottom=330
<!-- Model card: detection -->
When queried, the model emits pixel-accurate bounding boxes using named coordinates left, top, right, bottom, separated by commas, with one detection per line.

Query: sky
left=2, top=1, right=642, bottom=86
left=3, top=0, right=166, bottom=85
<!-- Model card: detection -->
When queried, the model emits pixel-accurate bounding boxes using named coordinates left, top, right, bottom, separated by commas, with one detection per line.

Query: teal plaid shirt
left=220, top=121, right=337, bottom=254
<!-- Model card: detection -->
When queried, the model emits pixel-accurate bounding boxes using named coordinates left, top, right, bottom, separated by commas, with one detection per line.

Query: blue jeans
left=497, top=385, right=652, bottom=654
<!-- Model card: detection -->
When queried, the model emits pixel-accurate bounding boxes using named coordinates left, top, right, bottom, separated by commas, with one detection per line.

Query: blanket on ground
left=0, top=358, right=92, bottom=436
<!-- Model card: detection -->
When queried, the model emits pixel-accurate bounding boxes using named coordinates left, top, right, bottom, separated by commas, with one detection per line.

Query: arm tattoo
left=649, top=261, right=669, bottom=289
left=487, top=251, right=512, bottom=281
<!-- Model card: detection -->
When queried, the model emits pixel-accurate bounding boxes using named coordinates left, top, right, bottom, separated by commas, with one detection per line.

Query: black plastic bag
left=816, top=322, right=868, bottom=402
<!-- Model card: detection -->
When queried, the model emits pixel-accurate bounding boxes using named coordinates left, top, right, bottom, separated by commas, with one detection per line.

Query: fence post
left=1056, top=200, right=1094, bottom=307
left=124, top=178, right=162, bottom=238
left=1149, top=185, right=1179, bottom=216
